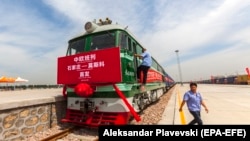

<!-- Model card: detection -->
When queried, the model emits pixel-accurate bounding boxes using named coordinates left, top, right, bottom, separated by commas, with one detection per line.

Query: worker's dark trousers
left=137, top=65, right=150, bottom=85
left=188, top=111, right=203, bottom=125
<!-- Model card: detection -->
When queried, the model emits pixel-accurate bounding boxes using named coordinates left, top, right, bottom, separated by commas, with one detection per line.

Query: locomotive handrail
left=112, top=84, right=141, bottom=122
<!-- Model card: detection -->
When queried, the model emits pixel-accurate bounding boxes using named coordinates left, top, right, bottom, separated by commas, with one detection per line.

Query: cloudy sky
left=0, top=0, right=250, bottom=84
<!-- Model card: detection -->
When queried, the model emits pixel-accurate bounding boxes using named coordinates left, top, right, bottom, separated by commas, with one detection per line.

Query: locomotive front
left=57, top=18, right=140, bottom=127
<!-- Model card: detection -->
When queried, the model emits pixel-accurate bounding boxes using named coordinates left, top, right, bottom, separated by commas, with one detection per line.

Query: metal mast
left=175, top=50, right=183, bottom=86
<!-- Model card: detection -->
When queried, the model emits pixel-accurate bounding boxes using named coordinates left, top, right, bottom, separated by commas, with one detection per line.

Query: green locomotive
left=57, top=18, right=175, bottom=127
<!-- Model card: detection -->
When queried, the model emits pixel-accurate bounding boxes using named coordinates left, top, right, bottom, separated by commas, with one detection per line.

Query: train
left=194, top=74, right=250, bottom=85
left=57, top=18, right=176, bottom=127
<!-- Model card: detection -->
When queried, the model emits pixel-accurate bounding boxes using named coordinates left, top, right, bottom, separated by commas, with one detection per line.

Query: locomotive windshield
left=66, top=31, right=116, bottom=56
left=67, top=38, right=85, bottom=56
left=90, top=31, right=115, bottom=51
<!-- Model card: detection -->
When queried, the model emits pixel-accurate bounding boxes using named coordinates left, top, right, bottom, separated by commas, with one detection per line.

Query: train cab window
left=67, top=38, right=85, bottom=55
left=90, top=31, right=115, bottom=51
left=128, top=38, right=132, bottom=52
left=120, top=33, right=128, bottom=49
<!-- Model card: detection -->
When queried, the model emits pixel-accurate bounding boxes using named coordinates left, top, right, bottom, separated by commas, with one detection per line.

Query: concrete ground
left=0, top=88, right=63, bottom=110
left=158, top=84, right=250, bottom=125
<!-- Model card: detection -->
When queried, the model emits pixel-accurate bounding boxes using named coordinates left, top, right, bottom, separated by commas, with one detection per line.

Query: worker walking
left=179, top=82, right=209, bottom=125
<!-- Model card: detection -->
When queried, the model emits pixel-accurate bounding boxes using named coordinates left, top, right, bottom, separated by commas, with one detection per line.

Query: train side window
left=132, top=42, right=137, bottom=53
left=157, top=64, right=161, bottom=72
left=136, top=45, right=142, bottom=55
left=120, top=33, right=128, bottom=49
left=128, top=38, right=132, bottom=52
left=152, top=58, right=158, bottom=69
left=158, top=66, right=163, bottom=74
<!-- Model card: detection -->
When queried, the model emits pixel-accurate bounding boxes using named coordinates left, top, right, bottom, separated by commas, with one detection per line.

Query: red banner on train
left=57, top=47, right=122, bottom=85
left=146, top=69, right=163, bottom=82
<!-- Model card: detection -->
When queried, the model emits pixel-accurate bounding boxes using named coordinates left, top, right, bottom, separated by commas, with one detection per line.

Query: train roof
left=70, top=21, right=149, bottom=54
left=84, top=24, right=126, bottom=35
left=70, top=18, right=142, bottom=47
left=72, top=23, right=126, bottom=37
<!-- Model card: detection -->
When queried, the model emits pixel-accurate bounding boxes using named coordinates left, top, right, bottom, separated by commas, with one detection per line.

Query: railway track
left=40, top=126, right=99, bottom=141
left=40, top=126, right=76, bottom=141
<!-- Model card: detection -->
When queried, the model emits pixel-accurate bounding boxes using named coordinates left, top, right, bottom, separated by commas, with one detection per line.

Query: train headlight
left=84, top=22, right=98, bottom=33
left=85, top=22, right=92, bottom=30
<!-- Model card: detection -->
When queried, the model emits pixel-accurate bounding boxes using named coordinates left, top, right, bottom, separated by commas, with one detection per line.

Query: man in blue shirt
left=134, top=48, right=152, bottom=91
left=179, top=82, right=209, bottom=125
